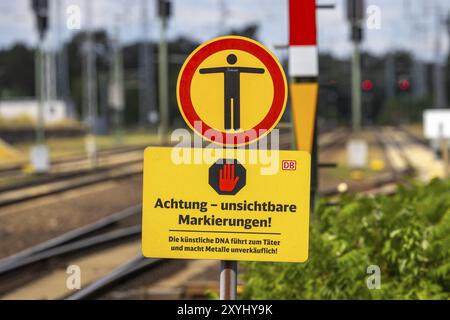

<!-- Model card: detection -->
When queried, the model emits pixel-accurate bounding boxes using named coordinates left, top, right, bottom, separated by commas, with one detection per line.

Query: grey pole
left=139, top=0, right=155, bottom=128
left=86, top=22, right=98, bottom=131
left=158, top=14, right=169, bottom=143
left=55, top=0, right=70, bottom=102
left=433, top=62, right=446, bottom=109
left=346, top=0, right=364, bottom=132
left=110, top=23, right=124, bottom=144
left=351, top=40, right=362, bottom=132
left=220, top=260, right=237, bottom=300
left=384, top=54, right=395, bottom=102
left=433, top=6, right=447, bottom=109
left=35, top=39, right=45, bottom=145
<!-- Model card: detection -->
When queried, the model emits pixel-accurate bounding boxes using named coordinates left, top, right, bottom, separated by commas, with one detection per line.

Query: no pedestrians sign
left=177, top=36, right=288, bottom=146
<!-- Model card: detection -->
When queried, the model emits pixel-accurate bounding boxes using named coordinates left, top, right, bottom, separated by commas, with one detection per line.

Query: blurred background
left=1, top=0, right=449, bottom=139
left=0, top=0, right=449, bottom=300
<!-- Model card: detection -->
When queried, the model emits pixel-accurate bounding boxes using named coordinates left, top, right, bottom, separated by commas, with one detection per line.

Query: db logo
left=282, top=160, right=296, bottom=171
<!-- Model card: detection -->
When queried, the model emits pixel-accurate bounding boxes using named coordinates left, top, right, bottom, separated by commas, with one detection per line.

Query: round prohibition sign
left=177, top=36, right=288, bottom=146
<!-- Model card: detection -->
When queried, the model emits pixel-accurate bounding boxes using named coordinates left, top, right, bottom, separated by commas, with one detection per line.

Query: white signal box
left=30, top=145, right=50, bottom=173
left=423, top=109, right=450, bottom=139
left=346, top=139, right=368, bottom=168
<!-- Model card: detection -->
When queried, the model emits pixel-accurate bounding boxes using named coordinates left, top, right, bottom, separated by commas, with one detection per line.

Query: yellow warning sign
left=177, top=36, right=288, bottom=146
left=142, top=147, right=310, bottom=263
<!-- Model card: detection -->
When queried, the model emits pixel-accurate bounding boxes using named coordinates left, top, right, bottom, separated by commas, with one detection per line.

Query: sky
left=0, top=0, right=449, bottom=61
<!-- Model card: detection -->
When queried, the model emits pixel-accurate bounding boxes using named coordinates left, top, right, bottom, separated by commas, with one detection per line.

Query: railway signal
left=362, top=79, right=374, bottom=92
left=83, top=0, right=98, bottom=167
left=346, top=0, right=364, bottom=42
left=345, top=1, right=369, bottom=171
left=31, top=0, right=49, bottom=40
left=346, top=0, right=365, bottom=132
left=30, top=0, right=50, bottom=173
left=398, top=79, right=411, bottom=92
left=142, top=36, right=311, bottom=301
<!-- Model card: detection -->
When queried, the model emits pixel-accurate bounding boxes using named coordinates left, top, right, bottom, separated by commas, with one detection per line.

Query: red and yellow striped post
left=288, top=0, right=319, bottom=153
left=289, top=0, right=319, bottom=207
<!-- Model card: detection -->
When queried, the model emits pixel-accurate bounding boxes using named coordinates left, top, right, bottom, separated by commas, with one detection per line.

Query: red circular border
left=178, top=38, right=286, bottom=145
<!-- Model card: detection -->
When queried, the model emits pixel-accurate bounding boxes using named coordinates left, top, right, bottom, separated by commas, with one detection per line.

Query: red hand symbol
left=219, top=163, right=240, bottom=192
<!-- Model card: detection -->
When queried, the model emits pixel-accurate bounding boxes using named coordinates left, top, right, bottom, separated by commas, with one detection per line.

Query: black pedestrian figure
left=199, top=54, right=264, bottom=130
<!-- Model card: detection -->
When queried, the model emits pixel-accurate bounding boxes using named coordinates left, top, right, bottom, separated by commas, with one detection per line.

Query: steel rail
left=0, top=157, right=143, bottom=194
left=0, top=204, right=141, bottom=271
left=0, top=225, right=141, bottom=277
left=0, top=144, right=149, bottom=175
left=66, top=256, right=164, bottom=300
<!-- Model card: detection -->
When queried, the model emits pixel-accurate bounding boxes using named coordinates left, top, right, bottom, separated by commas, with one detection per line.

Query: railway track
left=375, top=128, right=415, bottom=177
left=0, top=159, right=143, bottom=208
left=398, top=126, right=429, bottom=148
left=320, top=127, right=416, bottom=198
left=336, top=125, right=442, bottom=196
left=388, top=127, right=445, bottom=181
left=0, top=144, right=148, bottom=176
left=0, top=145, right=147, bottom=186
left=0, top=202, right=202, bottom=300
left=0, top=205, right=149, bottom=299
left=66, top=255, right=163, bottom=300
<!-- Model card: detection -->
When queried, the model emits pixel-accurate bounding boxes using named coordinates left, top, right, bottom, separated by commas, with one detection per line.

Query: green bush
left=242, top=178, right=450, bottom=299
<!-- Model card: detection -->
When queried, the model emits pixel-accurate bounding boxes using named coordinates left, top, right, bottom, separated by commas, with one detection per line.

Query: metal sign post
left=220, top=260, right=237, bottom=300
left=220, top=145, right=238, bottom=301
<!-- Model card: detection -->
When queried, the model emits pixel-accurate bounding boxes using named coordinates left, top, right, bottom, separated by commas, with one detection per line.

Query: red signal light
left=398, top=79, right=410, bottom=91
left=361, top=79, right=373, bottom=92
